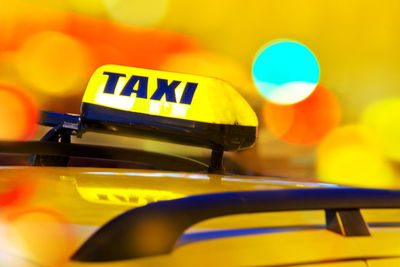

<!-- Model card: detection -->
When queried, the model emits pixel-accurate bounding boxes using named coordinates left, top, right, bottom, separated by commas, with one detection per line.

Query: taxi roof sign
left=80, top=64, right=258, bottom=152
left=83, top=65, right=257, bottom=127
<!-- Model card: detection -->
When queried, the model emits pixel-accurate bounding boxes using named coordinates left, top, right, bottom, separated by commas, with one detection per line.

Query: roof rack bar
left=35, top=111, right=229, bottom=171
left=72, top=188, right=400, bottom=262
left=207, top=147, right=225, bottom=174
left=39, top=110, right=80, bottom=128
left=325, top=209, right=370, bottom=236
left=0, top=141, right=208, bottom=172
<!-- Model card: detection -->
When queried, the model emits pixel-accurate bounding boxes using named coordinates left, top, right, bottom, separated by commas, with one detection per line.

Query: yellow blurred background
left=1, top=0, right=400, bottom=188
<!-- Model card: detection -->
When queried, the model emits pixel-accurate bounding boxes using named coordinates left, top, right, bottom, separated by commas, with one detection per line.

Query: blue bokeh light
left=252, top=40, right=320, bottom=105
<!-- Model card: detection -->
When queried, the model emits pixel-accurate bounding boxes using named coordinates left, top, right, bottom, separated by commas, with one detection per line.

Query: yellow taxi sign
left=81, top=64, right=258, bottom=151
left=83, top=64, right=257, bottom=126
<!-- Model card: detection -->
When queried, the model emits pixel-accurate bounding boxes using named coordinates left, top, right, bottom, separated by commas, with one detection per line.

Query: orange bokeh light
left=262, top=85, right=341, bottom=145
left=0, top=181, right=36, bottom=207
left=65, top=12, right=202, bottom=69
left=0, top=1, right=203, bottom=117
left=0, top=84, right=38, bottom=140
left=5, top=2, right=67, bottom=51
left=3, top=1, right=202, bottom=68
left=0, top=0, right=16, bottom=50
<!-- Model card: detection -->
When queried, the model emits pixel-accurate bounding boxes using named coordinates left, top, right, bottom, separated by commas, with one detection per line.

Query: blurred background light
left=0, top=0, right=398, bottom=184
left=9, top=2, right=67, bottom=49
left=14, top=31, right=93, bottom=97
left=361, top=98, right=400, bottom=162
left=68, top=0, right=107, bottom=17
left=0, top=84, right=38, bottom=140
left=252, top=40, right=320, bottom=105
left=7, top=208, right=77, bottom=266
left=160, top=51, right=260, bottom=104
left=0, top=0, right=16, bottom=51
left=262, top=85, right=340, bottom=145
left=317, top=125, right=396, bottom=188
left=65, top=13, right=202, bottom=70
left=104, top=0, right=169, bottom=27
left=0, top=181, right=35, bottom=207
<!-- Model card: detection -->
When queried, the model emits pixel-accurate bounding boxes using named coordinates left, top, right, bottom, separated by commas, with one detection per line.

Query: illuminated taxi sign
left=81, top=64, right=258, bottom=151
left=102, top=71, right=198, bottom=105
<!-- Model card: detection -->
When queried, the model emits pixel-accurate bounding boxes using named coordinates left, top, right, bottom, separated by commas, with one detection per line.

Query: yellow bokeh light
left=317, top=125, right=396, bottom=188
left=361, top=98, right=400, bottom=162
left=161, top=52, right=260, bottom=102
left=68, top=0, right=107, bottom=17
left=104, top=0, right=169, bottom=27
left=15, top=31, right=93, bottom=96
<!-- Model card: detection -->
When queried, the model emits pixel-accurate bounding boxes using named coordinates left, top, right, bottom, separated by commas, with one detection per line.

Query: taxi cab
left=0, top=65, right=400, bottom=267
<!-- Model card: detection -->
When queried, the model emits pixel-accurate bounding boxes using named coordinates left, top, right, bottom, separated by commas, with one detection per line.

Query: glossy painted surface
left=368, top=258, right=400, bottom=267
left=0, top=166, right=399, bottom=266
left=65, top=225, right=400, bottom=266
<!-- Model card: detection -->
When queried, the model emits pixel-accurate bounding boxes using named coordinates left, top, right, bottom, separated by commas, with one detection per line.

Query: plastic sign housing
left=81, top=65, right=258, bottom=151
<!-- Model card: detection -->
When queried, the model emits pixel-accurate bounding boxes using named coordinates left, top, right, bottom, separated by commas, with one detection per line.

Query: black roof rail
left=0, top=141, right=208, bottom=172
left=30, top=110, right=226, bottom=173
left=72, top=188, right=400, bottom=262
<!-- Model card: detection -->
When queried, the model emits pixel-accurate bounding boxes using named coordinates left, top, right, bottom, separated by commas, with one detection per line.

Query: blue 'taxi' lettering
left=102, top=72, right=126, bottom=94
left=179, top=82, right=198, bottom=105
left=119, top=75, right=148, bottom=98
left=101, top=72, right=198, bottom=105
left=150, top=79, right=181, bottom=103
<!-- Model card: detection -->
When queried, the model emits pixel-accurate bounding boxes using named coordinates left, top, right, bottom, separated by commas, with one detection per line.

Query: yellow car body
left=0, top=166, right=399, bottom=267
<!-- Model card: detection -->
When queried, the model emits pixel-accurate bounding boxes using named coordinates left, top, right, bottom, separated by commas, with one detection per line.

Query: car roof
left=0, top=166, right=334, bottom=225
left=2, top=168, right=400, bottom=266
left=67, top=227, right=400, bottom=267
